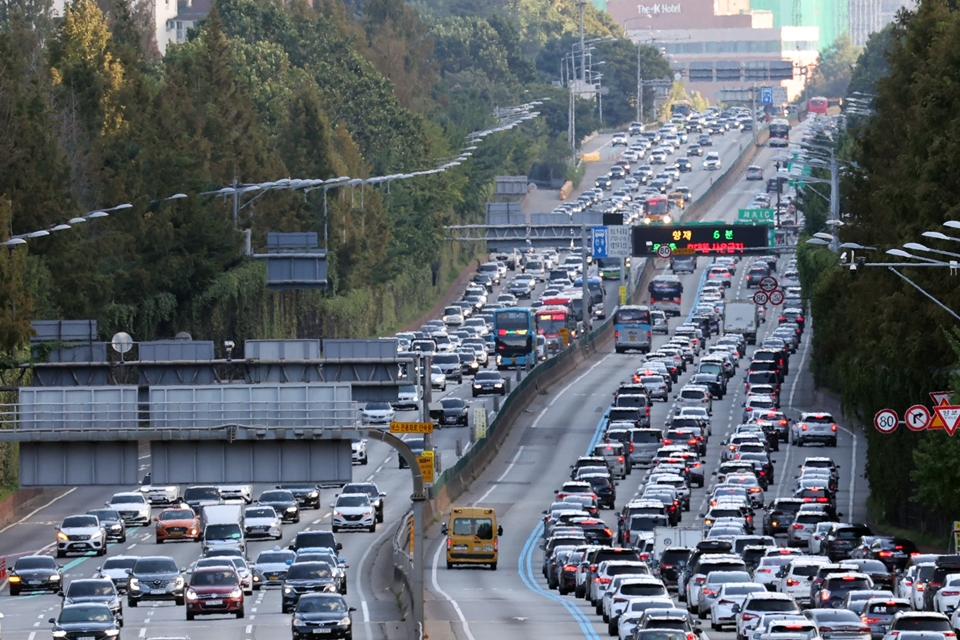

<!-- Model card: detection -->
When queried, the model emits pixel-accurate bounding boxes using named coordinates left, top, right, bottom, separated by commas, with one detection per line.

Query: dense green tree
left=805, top=32, right=861, bottom=99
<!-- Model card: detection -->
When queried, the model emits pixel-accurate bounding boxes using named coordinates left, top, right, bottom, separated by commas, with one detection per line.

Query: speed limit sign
left=752, top=290, right=769, bottom=305
left=873, top=408, right=899, bottom=434
left=768, top=289, right=785, bottom=305
left=657, top=245, right=672, bottom=259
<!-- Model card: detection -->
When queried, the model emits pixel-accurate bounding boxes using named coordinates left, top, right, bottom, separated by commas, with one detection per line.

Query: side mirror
left=329, top=503, right=336, bottom=509
left=48, top=618, right=56, bottom=624
left=697, top=513, right=704, bottom=518
left=288, top=544, right=296, bottom=550
left=336, top=543, right=343, bottom=551
left=731, top=603, right=741, bottom=613
left=125, top=569, right=133, bottom=575
left=441, top=524, right=448, bottom=535
left=57, top=590, right=65, bottom=597
left=498, top=525, right=503, bottom=536
left=541, top=510, right=548, bottom=515
left=379, top=493, right=387, bottom=497
left=349, top=606, right=357, bottom=612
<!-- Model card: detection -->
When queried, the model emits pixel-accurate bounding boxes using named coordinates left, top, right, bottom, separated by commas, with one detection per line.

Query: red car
left=185, top=567, right=244, bottom=620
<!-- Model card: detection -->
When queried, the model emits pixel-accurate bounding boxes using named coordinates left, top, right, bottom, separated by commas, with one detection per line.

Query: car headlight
left=104, top=629, right=120, bottom=637
left=337, top=617, right=351, bottom=627
left=110, top=524, right=121, bottom=530
left=57, top=532, right=68, bottom=541
left=139, top=486, right=149, bottom=493
left=308, top=491, right=318, bottom=498
left=186, top=589, right=198, bottom=601
left=293, top=616, right=304, bottom=624
left=229, top=587, right=243, bottom=598
left=333, top=511, right=343, bottom=518
left=129, top=578, right=140, bottom=590
left=284, top=587, right=293, bottom=594
left=473, top=384, right=481, bottom=389
left=52, top=631, right=67, bottom=638
left=286, top=506, right=297, bottom=512
left=51, top=573, right=62, bottom=580
left=494, top=383, right=503, bottom=388
left=174, top=576, right=185, bottom=588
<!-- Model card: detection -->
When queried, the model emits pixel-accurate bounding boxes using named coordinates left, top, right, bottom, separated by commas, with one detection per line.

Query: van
left=442, top=507, right=502, bottom=570
left=592, top=442, right=627, bottom=479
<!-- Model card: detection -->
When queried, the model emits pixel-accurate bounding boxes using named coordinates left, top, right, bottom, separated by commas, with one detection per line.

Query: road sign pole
left=412, top=496, right=425, bottom=631
left=582, top=224, right=591, bottom=334
left=421, top=354, right=433, bottom=480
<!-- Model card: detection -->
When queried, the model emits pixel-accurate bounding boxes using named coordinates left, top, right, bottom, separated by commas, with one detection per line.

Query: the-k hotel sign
left=637, top=2, right=682, bottom=13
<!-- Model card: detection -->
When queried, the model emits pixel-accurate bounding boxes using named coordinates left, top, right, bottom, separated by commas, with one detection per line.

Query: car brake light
left=792, top=524, right=804, bottom=529
left=817, top=497, right=829, bottom=503
left=786, top=579, right=799, bottom=586
left=831, top=424, right=838, bottom=431
left=943, top=591, right=960, bottom=596
left=695, top=576, right=705, bottom=584
left=618, top=456, right=624, bottom=462
left=802, top=425, right=808, bottom=431
left=742, top=613, right=757, bottom=621
left=564, top=565, right=577, bottom=571
left=599, top=577, right=612, bottom=584
left=895, top=545, right=903, bottom=550
left=615, top=331, right=619, bottom=339
left=614, top=596, right=628, bottom=603
left=446, top=538, right=452, bottom=548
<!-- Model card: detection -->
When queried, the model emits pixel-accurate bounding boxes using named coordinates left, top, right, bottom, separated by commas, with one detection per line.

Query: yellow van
left=441, top=507, right=502, bottom=570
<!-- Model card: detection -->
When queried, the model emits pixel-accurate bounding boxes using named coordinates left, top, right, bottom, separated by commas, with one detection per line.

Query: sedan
left=9, top=555, right=62, bottom=595
left=472, top=371, right=505, bottom=397
left=436, top=397, right=468, bottom=427
left=360, top=401, right=395, bottom=425
left=430, top=365, right=447, bottom=391
left=243, top=506, right=283, bottom=540
left=86, top=508, right=127, bottom=543
left=257, top=490, right=300, bottom=524
left=49, top=604, right=121, bottom=639
left=291, top=593, right=355, bottom=640
left=804, top=608, right=872, bottom=640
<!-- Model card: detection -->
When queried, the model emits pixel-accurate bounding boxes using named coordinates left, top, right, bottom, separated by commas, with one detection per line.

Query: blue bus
left=613, top=305, right=652, bottom=354
left=649, top=274, right=683, bottom=317
left=492, top=307, right=536, bottom=369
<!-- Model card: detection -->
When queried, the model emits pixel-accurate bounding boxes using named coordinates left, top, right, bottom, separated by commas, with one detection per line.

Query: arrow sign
left=905, top=405, right=931, bottom=432
left=931, top=391, right=953, bottom=406
left=874, top=408, right=899, bottom=434
left=935, top=405, right=960, bottom=436
left=592, top=226, right=608, bottom=259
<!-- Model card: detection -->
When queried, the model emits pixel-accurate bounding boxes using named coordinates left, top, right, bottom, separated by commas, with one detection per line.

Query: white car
left=442, top=306, right=464, bottom=327
left=617, top=598, right=674, bottom=640
left=776, top=558, right=831, bottom=606
left=361, top=401, right=395, bottom=425
left=736, top=592, right=801, bottom=640
left=331, top=493, right=376, bottom=533
left=351, top=439, right=368, bottom=465
left=138, top=474, right=180, bottom=506
left=56, top=514, right=107, bottom=558
left=710, top=582, right=766, bottom=630
left=613, top=133, right=628, bottom=146
left=606, top=577, right=669, bottom=631
left=676, top=385, right=713, bottom=414
left=703, top=153, right=721, bottom=170
left=243, top=506, right=283, bottom=540
left=934, top=574, right=960, bottom=613
left=431, top=365, right=447, bottom=391
left=218, top=484, right=253, bottom=504
left=106, top=492, right=151, bottom=525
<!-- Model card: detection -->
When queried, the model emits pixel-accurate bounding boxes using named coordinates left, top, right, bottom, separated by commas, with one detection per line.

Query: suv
left=794, top=412, right=839, bottom=447
left=185, top=566, right=244, bottom=620
left=61, top=578, right=124, bottom=623
left=815, top=572, right=874, bottom=609
left=825, top=524, right=874, bottom=561
left=685, top=554, right=748, bottom=614
left=736, top=592, right=802, bottom=640
left=289, top=530, right=342, bottom=552
left=56, top=514, right=107, bottom=558
left=126, top=556, right=185, bottom=607
left=341, top=483, right=386, bottom=523
left=881, top=612, right=954, bottom=640
left=922, top=555, right=960, bottom=612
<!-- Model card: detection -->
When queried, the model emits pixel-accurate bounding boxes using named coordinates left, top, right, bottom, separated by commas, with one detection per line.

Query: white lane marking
left=430, top=542, right=477, bottom=640
left=249, top=615, right=255, bottom=620
left=139, top=629, right=146, bottom=638
left=28, top=633, right=36, bottom=640
left=531, top=354, right=612, bottom=428
left=0, top=488, right=77, bottom=533
left=361, top=601, right=370, bottom=623
left=355, top=524, right=394, bottom=640
left=312, top=519, right=321, bottom=525
left=128, top=543, right=137, bottom=549
left=33, top=622, right=40, bottom=627
left=848, top=428, right=857, bottom=521
left=473, top=446, right=525, bottom=504
left=245, top=625, right=253, bottom=633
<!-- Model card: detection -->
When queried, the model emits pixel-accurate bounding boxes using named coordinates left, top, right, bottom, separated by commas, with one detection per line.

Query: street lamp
left=903, top=242, right=960, bottom=260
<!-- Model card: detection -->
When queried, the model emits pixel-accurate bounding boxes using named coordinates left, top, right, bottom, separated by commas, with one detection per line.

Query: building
left=848, top=0, right=881, bottom=45
left=163, top=0, right=212, bottom=51
left=610, top=0, right=818, bottom=101
left=750, top=0, right=848, bottom=52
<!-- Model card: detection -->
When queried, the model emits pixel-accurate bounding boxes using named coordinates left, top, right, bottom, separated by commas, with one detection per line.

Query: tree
left=804, top=32, right=861, bottom=99
left=847, top=23, right=898, bottom=99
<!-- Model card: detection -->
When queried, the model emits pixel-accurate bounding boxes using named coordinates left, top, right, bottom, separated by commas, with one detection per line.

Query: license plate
left=28, top=580, right=41, bottom=585
left=79, top=636, right=95, bottom=640
left=629, top=336, right=636, bottom=341
left=151, top=588, right=167, bottom=594
left=313, top=630, right=331, bottom=634
left=206, top=599, right=222, bottom=605
left=453, top=545, right=468, bottom=551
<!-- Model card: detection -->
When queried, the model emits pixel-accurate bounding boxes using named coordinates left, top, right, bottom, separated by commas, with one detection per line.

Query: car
left=184, top=566, right=244, bottom=619
left=138, top=473, right=181, bottom=506
left=127, top=556, right=185, bottom=607
left=106, top=492, right=152, bottom=525
left=291, top=593, right=356, bottom=640
left=435, top=397, right=469, bottom=427
left=351, top=439, right=368, bottom=465
left=676, top=157, right=693, bottom=172
left=155, top=506, right=202, bottom=543
left=703, top=152, right=721, bottom=170
left=251, top=548, right=296, bottom=588
left=360, top=401, right=395, bottom=425
left=881, top=612, right=954, bottom=640
left=431, top=365, right=447, bottom=390
left=243, top=506, right=283, bottom=540
left=61, top=578, right=124, bottom=625
left=746, top=166, right=764, bottom=180
left=736, top=592, right=801, bottom=640
left=92, top=555, right=138, bottom=594
left=9, top=554, right=62, bottom=595
left=341, top=482, right=386, bottom=523
left=56, top=514, right=108, bottom=557
left=49, top=604, right=121, bottom=639
left=398, top=436, right=425, bottom=469
left=433, top=353, right=464, bottom=384
left=815, top=572, right=874, bottom=609
left=86, top=508, right=127, bottom=543
left=472, top=370, right=505, bottom=396
left=281, top=562, right=342, bottom=613
left=793, top=412, right=839, bottom=447
left=711, top=582, right=766, bottom=630
left=275, top=484, right=322, bottom=510
left=331, top=493, right=377, bottom=533
left=804, top=608, right=872, bottom=640
left=257, top=489, right=300, bottom=524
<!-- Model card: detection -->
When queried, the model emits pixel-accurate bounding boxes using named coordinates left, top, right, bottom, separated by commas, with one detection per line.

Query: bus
left=807, top=96, right=828, bottom=115
left=492, top=307, right=535, bottom=369
left=613, top=305, right=652, bottom=354
left=536, top=304, right=578, bottom=355
left=768, top=118, right=790, bottom=148
left=670, top=100, right=692, bottom=119
left=643, top=195, right=675, bottom=224
left=648, top=274, right=683, bottom=317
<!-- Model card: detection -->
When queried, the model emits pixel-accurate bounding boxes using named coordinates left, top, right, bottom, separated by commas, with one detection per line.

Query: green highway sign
left=738, top=208, right=775, bottom=222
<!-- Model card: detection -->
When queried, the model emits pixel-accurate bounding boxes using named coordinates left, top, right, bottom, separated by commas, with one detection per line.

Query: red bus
left=643, top=195, right=674, bottom=225
left=807, top=97, right=828, bottom=115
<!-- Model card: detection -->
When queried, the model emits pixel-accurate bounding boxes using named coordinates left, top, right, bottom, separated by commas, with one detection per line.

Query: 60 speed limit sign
left=874, top=408, right=899, bottom=434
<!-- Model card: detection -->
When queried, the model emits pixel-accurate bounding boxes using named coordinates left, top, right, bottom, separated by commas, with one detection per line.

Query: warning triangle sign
left=929, top=411, right=947, bottom=430
left=931, top=391, right=953, bottom=406
left=934, top=405, right=960, bottom=436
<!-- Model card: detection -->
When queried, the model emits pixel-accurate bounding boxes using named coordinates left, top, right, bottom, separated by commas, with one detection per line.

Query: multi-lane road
left=0, top=122, right=844, bottom=640
left=423, top=120, right=869, bottom=640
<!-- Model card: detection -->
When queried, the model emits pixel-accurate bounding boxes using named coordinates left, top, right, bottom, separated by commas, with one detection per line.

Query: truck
left=490, top=248, right=520, bottom=271
left=200, top=504, right=244, bottom=538
left=653, top=526, right=703, bottom=559
left=723, top=300, right=760, bottom=345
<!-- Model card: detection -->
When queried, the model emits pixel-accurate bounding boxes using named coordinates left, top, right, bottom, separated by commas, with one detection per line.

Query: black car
left=277, top=484, right=321, bottom=510
left=87, top=508, right=127, bottom=542
left=581, top=474, right=617, bottom=509
left=281, top=562, right=341, bottom=613
left=341, top=482, right=386, bottom=523
left=569, top=517, right=614, bottom=546
left=596, top=176, right=612, bottom=190
left=697, top=134, right=712, bottom=147
left=9, top=555, right=63, bottom=595
left=60, top=578, right=124, bottom=625
left=257, top=489, right=301, bottom=523
left=762, top=498, right=804, bottom=536
left=126, top=556, right=185, bottom=607
left=860, top=536, right=919, bottom=570
left=291, top=593, right=356, bottom=640
left=49, top=604, right=121, bottom=640
left=657, top=546, right=691, bottom=589
left=182, top=485, right=222, bottom=515
left=692, top=372, right=725, bottom=400
left=435, top=397, right=468, bottom=427
left=398, top=436, right=425, bottom=469
left=290, top=530, right=342, bottom=553
left=676, top=158, right=692, bottom=172
left=472, top=371, right=505, bottom=396
left=825, top=524, right=873, bottom=562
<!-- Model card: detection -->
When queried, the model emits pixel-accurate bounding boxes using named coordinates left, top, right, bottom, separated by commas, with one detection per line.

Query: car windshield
left=749, top=598, right=796, bottom=611
left=184, top=487, right=219, bottom=500
left=452, top=517, right=495, bottom=539
left=63, top=515, right=98, bottom=528
left=257, top=552, right=294, bottom=565
left=895, top=619, right=952, bottom=632
left=160, top=509, right=195, bottom=520
left=58, top=605, right=114, bottom=624
left=434, top=355, right=459, bottom=364
left=87, top=510, right=119, bottom=521
left=134, top=558, right=178, bottom=573
left=110, top=495, right=143, bottom=504
left=17, top=556, right=56, bottom=570
left=190, top=570, right=237, bottom=586
left=101, top=557, right=137, bottom=571
left=68, top=581, right=115, bottom=597
left=476, top=372, right=501, bottom=381
left=287, top=564, right=333, bottom=580
left=260, top=491, right=293, bottom=502
left=206, top=524, right=242, bottom=539
left=365, top=402, right=391, bottom=411
left=245, top=508, right=275, bottom=519
left=441, top=399, right=464, bottom=409
left=337, top=495, right=370, bottom=507
left=297, top=595, right=347, bottom=613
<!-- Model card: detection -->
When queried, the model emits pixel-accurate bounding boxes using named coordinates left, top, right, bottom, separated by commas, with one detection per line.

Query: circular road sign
left=759, top=276, right=779, bottom=292
left=905, top=404, right=931, bottom=432
left=874, top=408, right=899, bottom=434
left=768, top=289, right=785, bottom=306
left=752, top=290, right=769, bottom=306
left=657, top=245, right=672, bottom=259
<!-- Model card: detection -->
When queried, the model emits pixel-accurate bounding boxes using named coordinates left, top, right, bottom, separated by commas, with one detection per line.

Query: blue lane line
left=516, top=404, right=612, bottom=640
left=685, top=266, right=710, bottom=323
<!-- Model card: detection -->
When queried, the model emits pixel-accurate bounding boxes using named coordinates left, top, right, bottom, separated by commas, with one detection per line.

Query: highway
left=0, top=123, right=808, bottom=640
left=423, top=120, right=869, bottom=640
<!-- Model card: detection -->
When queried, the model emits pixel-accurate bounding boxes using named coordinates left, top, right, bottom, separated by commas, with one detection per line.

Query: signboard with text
left=632, top=224, right=772, bottom=256
left=417, top=450, right=435, bottom=483
left=390, top=421, right=433, bottom=434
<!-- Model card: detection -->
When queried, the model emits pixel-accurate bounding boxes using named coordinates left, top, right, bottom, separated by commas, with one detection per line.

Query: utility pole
left=751, top=83, right=758, bottom=147
left=828, top=151, right=839, bottom=253
left=231, top=178, right=239, bottom=228
left=636, top=44, right=642, bottom=123
left=581, top=225, right=591, bottom=335
left=421, top=353, right=433, bottom=454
